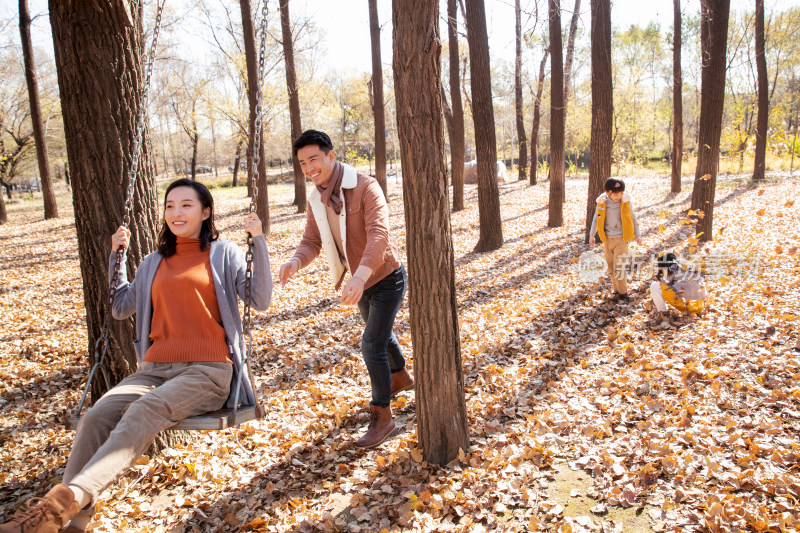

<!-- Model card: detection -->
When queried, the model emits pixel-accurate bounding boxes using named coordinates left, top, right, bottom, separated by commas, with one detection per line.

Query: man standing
left=280, top=130, right=412, bottom=448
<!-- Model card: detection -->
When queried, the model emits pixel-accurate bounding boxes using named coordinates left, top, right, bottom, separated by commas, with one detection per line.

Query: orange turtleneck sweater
left=145, top=238, right=231, bottom=363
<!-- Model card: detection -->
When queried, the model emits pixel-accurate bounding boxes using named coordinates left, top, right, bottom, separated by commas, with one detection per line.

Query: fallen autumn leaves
left=0, top=171, right=798, bottom=532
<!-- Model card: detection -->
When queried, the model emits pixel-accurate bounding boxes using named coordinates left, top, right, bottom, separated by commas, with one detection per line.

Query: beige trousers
left=603, top=237, right=631, bottom=294
left=63, top=361, right=231, bottom=508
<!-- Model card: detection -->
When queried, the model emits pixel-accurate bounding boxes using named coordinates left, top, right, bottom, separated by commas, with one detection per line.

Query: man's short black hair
left=604, top=178, right=625, bottom=193
left=293, top=129, right=333, bottom=157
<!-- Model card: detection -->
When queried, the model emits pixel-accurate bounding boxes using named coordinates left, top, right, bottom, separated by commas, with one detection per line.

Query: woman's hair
left=156, top=178, right=219, bottom=257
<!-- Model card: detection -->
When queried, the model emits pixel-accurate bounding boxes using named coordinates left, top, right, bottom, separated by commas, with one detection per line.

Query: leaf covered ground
left=1, top=171, right=798, bottom=533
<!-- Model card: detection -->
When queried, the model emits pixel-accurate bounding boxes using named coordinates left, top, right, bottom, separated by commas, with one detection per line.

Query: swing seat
left=65, top=404, right=265, bottom=432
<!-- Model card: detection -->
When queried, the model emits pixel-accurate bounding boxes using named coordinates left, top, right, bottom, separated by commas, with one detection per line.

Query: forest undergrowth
left=1, top=172, right=798, bottom=532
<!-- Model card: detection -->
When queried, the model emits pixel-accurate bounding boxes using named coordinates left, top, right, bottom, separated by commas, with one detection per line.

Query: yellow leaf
left=756, top=208, right=765, bottom=216
left=659, top=224, right=665, bottom=233
left=410, top=449, right=424, bottom=462
left=700, top=174, right=712, bottom=180
left=775, top=246, right=783, bottom=254
left=688, top=237, right=699, bottom=245
left=785, top=200, right=795, bottom=207
left=758, top=189, right=765, bottom=195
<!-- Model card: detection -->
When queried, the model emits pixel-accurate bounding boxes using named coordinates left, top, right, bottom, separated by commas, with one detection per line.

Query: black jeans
left=357, top=265, right=407, bottom=407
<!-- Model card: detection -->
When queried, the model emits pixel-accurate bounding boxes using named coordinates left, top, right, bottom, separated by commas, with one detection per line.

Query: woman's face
left=164, top=186, right=210, bottom=240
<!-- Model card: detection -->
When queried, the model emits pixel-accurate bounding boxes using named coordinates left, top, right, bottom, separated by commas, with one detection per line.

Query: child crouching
left=650, top=251, right=706, bottom=314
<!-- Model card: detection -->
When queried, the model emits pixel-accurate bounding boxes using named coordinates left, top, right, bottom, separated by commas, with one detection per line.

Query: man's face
left=297, top=145, right=336, bottom=188
left=607, top=190, right=624, bottom=203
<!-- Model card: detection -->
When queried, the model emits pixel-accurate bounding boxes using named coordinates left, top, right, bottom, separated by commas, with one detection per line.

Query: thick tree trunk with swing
left=280, top=0, right=306, bottom=212
left=241, top=0, right=270, bottom=234
left=393, top=0, right=469, bottom=466
left=49, top=1, right=158, bottom=399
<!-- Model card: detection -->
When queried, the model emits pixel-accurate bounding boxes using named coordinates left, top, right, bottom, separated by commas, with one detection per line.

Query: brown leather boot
left=0, top=484, right=79, bottom=533
left=390, top=368, right=414, bottom=397
left=355, top=404, right=396, bottom=448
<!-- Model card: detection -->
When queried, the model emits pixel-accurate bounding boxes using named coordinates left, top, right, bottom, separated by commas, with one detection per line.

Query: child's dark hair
left=157, top=178, right=219, bottom=258
left=604, top=178, right=625, bottom=193
left=292, top=129, right=334, bottom=157
left=655, top=251, right=678, bottom=280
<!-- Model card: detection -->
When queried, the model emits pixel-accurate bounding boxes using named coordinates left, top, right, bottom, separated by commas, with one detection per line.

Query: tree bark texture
left=447, top=0, right=465, bottom=212
left=530, top=48, right=549, bottom=186
left=240, top=0, right=270, bottom=234
left=753, top=0, right=768, bottom=181
left=441, top=85, right=454, bottom=189
left=280, top=0, right=307, bottom=212
left=563, top=0, right=581, bottom=112
left=0, top=185, right=6, bottom=224
left=671, top=0, right=683, bottom=193
left=368, top=0, right=388, bottom=199
left=49, top=0, right=159, bottom=400
left=548, top=0, right=566, bottom=227
left=20, top=0, right=58, bottom=219
left=392, top=0, right=468, bottom=466
left=515, top=0, right=528, bottom=181
left=465, top=0, right=503, bottom=251
left=586, top=0, right=612, bottom=242
left=691, top=0, right=730, bottom=242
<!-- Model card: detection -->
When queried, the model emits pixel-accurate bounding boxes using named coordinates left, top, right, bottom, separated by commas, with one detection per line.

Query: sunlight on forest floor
left=1, top=170, right=798, bottom=532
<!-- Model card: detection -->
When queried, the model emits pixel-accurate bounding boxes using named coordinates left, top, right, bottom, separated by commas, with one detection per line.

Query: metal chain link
left=241, top=0, right=270, bottom=366
left=76, top=0, right=166, bottom=417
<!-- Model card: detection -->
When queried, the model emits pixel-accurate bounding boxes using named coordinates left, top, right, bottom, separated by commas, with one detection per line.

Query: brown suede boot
left=390, top=368, right=414, bottom=397
left=355, top=404, right=396, bottom=448
left=0, top=484, right=79, bottom=533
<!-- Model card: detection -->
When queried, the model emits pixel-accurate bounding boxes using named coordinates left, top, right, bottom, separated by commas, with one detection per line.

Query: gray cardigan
left=109, top=236, right=272, bottom=408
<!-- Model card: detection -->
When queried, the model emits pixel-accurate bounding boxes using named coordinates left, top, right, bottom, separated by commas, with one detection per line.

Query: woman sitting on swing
left=1, top=178, right=272, bottom=533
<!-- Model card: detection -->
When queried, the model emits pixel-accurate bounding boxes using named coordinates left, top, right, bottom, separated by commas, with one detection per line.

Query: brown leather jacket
left=292, top=163, right=401, bottom=290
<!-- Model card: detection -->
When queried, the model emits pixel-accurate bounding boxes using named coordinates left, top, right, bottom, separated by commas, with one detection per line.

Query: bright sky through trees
left=7, top=0, right=800, bottom=76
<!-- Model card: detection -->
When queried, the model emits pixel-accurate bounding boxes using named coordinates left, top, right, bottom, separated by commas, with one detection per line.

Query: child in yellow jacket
left=589, top=178, right=642, bottom=301
left=650, top=251, right=706, bottom=314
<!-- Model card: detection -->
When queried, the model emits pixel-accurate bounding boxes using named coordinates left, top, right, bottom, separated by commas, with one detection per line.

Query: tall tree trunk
left=753, top=0, right=768, bottom=181
left=465, top=0, right=503, bottom=252
left=548, top=0, right=566, bottom=227
left=586, top=0, right=612, bottom=242
left=20, top=0, right=58, bottom=219
left=515, top=0, right=528, bottom=181
left=671, top=0, right=683, bottom=193
left=392, top=0, right=468, bottom=467
left=49, top=0, right=159, bottom=399
left=530, top=48, right=549, bottom=186
left=232, top=136, right=243, bottom=187
left=448, top=0, right=465, bottom=212
left=0, top=185, right=7, bottom=224
left=368, top=0, right=388, bottom=199
left=280, top=0, right=306, bottom=212
left=691, top=0, right=730, bottom=242
left=240, top=0, right=270, bottom=234
left=441, top=84, right=454, bottom=189
left=563, top=0, right=581, bottom=111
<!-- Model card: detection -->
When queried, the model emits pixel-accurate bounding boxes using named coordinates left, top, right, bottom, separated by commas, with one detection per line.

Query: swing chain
left=123, top=0, right=165, bottom=229
left=75, top=0, right=166, bottom=418
left=242, top=0, right=270, bottom=356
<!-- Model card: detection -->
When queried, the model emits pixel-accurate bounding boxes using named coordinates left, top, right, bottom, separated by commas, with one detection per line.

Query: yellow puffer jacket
left=596, top=192, right=635, bottom=243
